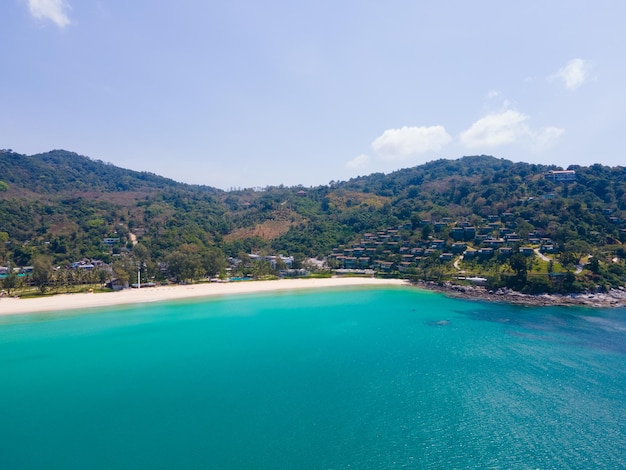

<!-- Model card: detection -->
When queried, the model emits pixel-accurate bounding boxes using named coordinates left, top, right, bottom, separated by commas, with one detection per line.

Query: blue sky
left=2, top=1, right=625, bottom=189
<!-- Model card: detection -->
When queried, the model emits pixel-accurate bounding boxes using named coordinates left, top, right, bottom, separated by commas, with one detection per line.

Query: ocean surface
left=2, top=285, right=626, bottom=469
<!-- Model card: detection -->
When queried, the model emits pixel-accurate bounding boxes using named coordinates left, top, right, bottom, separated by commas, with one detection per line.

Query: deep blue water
left=1, top=286, right=626, bottom=469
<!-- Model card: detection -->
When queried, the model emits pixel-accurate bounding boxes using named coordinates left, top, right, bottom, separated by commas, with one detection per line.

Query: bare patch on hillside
left=49, top=221, right=80, bottom=236
left=73, top=191, right=153, bottom=206
left=225, top=218, right=296, bottom=241
left=328, top=191, right=390, bottom=209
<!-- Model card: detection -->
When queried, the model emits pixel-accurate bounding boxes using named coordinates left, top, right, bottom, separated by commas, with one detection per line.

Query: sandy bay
left=0, top=277, right=409, bottom=316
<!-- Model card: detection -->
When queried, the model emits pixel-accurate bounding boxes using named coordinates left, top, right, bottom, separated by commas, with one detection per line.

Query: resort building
left=545, top=170, right=576, bottom=181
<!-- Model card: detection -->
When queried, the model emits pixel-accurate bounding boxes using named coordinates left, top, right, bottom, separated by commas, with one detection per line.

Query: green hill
left=1, top=149, right=625, bottom=293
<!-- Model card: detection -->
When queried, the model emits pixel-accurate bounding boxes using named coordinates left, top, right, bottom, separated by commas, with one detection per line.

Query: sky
left=2, top=1, right=626, bottom=189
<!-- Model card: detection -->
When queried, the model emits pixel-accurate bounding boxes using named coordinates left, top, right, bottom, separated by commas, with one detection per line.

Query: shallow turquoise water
left=2, top=286, right=626, bottom=469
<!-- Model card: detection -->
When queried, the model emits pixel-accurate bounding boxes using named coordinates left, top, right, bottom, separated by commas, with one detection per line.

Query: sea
left=2, top=285, right=626, bottom=469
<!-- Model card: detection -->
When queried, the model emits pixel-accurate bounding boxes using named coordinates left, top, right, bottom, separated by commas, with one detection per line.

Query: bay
left=1, top=285, right=626, bottom=469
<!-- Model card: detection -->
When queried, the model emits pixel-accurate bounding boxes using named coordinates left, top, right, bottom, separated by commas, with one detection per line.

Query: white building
left=546, top=170, right=576, bottom=181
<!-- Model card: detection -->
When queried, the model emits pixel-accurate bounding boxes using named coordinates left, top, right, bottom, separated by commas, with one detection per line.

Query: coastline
left=0, top=277, right=408, bottom=316
left=3, top=276, right=625, bottom=317
left=415, top=280, right=626, bottom=308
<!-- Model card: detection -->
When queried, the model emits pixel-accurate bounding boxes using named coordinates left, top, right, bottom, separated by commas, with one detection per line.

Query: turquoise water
left=2, top=286, right=626, bottom=469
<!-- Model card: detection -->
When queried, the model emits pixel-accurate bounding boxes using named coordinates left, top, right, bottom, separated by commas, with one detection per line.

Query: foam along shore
left=0, top=277, right=409, bottom=316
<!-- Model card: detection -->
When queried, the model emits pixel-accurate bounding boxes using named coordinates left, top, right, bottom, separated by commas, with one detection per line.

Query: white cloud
left=486, top=90, right=501, bottom=99
left=532, top=126, right=565, bottom=152
left=345, top=154, right=370, bottom=169
left=371, top=126, right=451, bottom=160
left=554, top=58, right=590, bottom=91
left=26, top=0, right=71, bottom=28
left=460, top=110, right=529, bottom=148
left=460, top=110, right=565, bottom=151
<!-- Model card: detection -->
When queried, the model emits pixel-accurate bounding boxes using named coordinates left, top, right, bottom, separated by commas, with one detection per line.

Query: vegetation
left=1, top=149, right=625, bottom=295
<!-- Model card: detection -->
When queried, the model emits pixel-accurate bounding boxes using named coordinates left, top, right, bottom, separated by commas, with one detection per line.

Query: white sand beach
left=0, top=277, right=409, bottom=316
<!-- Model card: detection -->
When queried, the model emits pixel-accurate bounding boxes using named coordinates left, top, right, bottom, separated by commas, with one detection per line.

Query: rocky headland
left=414, top=281, right=626, bottom=308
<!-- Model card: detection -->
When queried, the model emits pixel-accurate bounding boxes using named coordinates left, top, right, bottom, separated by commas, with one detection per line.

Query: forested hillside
left=0, top=150, right=227, bottom=263
left=1, top=149, right=625, bottom=294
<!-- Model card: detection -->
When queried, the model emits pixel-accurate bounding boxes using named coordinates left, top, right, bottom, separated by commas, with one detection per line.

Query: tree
left=272, top=256, right=288, bottom=274
left=291, top=252, right=306, bottom=270
left=174, top=244, right=203, bottom=281
left=0, top=232, right=8, bottom=263
left=32, top=256, right=53, bottom=293
left=588, top=257, right=600, bottom=274
left=564, top=240, right=591, bottom=265
left=2, top=270, right=17, bottom=295
left=508, top=253, right=528, bottom=282
left=166, top=251, right=183, bottom=282
left=201, top=247, right=227, bottom=278
left=560, top=251, right=579, bottom=270
left=97, top=268, right=109, bottom=287
left=251, top=259, right=273, bottom=278
left=563, top=271, right=577, bottom=291
left=112, top=261, right=130, bottom=288
left=133, top=243, right=150, bottom=263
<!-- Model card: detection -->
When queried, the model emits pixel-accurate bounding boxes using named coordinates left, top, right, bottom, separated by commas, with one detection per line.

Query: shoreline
left=414, top=280, right=626, bottom=308
left=2, top=277, right=625, bottom=317
left=0, top=277, right=408, bottom=316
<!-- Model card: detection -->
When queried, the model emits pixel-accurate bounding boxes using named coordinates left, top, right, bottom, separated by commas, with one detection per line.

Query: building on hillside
left=372, top=261, right=393, bottom=272
left=430, top=239, right=446, bottom=250
left=519, top=247, right=535, bottom=256
left=484, top=238, right=505, bottom=248
left=540, top=244, right=558, bottom=254
left=398, top=262, right=413, bottom=273
left=451, top=243, right=467, bottom=254
left=545, top=170, right=576, bottom=181
left=102, top=237, right=120, bottom=246
left=463, top=249, right=477, bottom=260
left=450, top=227, right=465, bottom=241
left=505, top=233, right=522, bottom=244
left=401, top=254, right=414, bottom=263
left=463, top=227, right=476, bottom=241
